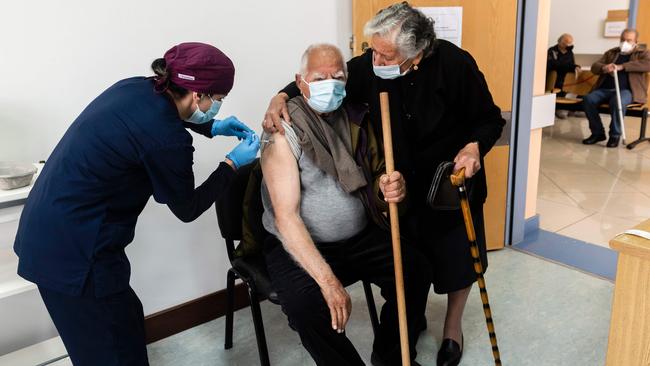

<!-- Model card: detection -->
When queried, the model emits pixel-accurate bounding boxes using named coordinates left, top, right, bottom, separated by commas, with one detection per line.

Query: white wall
left=0, top=0, right=351, bottom=327
left=548, top=0, right=629, bottom=54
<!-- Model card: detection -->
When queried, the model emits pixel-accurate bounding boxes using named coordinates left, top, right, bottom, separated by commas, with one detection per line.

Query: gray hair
left=557, top=33, right=572, bottom=44
left=299, top=43, right=347, bottom=77
left=363, top=2, right=436, bottom=58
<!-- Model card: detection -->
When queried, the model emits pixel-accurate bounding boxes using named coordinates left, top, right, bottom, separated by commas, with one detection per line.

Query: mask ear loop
left=299, top=76, right=312, bottom=99
left=399, top=56, right=418, bottom=72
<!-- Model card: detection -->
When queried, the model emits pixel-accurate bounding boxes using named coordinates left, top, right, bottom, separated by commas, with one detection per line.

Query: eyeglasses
left=199, top=94, right=223, bottom=103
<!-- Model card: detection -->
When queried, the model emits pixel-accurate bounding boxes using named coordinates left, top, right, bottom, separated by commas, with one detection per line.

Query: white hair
left=363, top=2, right=436, bottom=58
left=299, top=43, right=347, bottom=77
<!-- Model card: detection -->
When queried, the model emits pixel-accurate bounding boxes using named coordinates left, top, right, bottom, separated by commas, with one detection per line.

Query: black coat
left=547, top=44, right=577, bottom=73
left=284, top=39, right=505, bottom=209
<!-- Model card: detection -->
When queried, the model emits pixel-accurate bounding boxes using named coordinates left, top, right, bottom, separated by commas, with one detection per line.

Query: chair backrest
left=545, top=70, right=557, bottom=93
left=215, top=159, right=257, bottom=242
left=215, top=158, right=270, bottom=261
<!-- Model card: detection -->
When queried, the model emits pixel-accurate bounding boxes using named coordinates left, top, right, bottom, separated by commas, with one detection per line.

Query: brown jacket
left=591, top=46, right=650, bottom=104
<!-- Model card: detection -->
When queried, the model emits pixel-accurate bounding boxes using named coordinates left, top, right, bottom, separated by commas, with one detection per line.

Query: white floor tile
left=538, top=116, right=649, bottom=245
left=536, top=199, right=595, bottom=232
left=537, top=191, right=580, bottom=207
left=542, top=170, right=637, bottom=193
left=566, top=192, right=650, bottom=222
left=537, top=173, right=563, bottom=193
left=617, top=171, right=650, bottom=196
left=557, top=213, right=641, bottom=248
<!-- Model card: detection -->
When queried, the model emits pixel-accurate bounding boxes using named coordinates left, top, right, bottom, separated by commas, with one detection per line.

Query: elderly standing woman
left=264, top=3, right=504, bottom=366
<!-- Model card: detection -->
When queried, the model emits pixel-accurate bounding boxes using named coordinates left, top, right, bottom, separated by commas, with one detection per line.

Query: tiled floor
left=143, top=249, right=614, bottom=366
left=537, top=113, right=650, bottom=247
left=7, top=252, right=615, bottom=366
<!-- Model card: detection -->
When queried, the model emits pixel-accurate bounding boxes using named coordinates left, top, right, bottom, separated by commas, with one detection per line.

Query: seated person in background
left=583, top=28, right=650, bottom=147
left=548, top=33, right=579, bottom=118
left=260, top=43, right=431, bottom=366
left=548, top=33, right=579, bottom=92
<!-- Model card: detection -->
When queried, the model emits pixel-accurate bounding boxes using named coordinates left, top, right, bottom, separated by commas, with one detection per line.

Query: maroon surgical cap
left=162, top=42, right=235, bottom=95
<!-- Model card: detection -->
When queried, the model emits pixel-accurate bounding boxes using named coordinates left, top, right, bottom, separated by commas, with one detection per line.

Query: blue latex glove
left=226, top=133, right=260, bottom=169
left=211, top=116, right=254, bottom=140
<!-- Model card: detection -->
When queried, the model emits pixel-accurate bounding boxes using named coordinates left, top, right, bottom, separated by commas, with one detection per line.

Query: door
left=352, top=0, right=518, bottom=250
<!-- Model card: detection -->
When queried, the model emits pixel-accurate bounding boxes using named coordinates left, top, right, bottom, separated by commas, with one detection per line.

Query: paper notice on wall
left=417, top=7, right=463, bottom=48
left=604, top=21, right=627, bottom=38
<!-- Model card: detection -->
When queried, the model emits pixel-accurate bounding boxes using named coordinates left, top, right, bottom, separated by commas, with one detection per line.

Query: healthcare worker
left=13, top=42, right=259, bottom=365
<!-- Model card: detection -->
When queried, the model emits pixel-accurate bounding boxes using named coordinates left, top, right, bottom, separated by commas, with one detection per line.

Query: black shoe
left=582, top=134, right=606, bottom=145
left=370, top=351, right=421, bottom=366
left=437, top=335, right=463, bottom=366
left=607, top=136, right=620, bottom=148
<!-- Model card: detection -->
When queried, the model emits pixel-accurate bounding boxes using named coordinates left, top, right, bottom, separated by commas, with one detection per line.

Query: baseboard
left=524, top=214, right=540, bottom=236
left=144, top=283, right=250, bottom=344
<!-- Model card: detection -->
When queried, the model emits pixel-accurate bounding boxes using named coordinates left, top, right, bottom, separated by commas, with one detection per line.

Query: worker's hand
left=454, top=142, right=481, bottom=178
left=263, top=93, right=291, bottom=135
left=379, top=171, right=406, bottom=203
left=602, top=63, right=617, bottom=74
left=211, top=116, right=254, bottom=139
left=320, top=278, right=352, bottom=334
left=615, top=64, right=624, bottom=72
left=226, top=133, right=260, bottom=169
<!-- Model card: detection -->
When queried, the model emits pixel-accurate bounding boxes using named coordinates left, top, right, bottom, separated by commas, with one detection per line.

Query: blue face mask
left=373, top=57, right=410, bottom=80
left=302, top=78, right=346, bottom=113
left=185, top=96, right=222, bottom=124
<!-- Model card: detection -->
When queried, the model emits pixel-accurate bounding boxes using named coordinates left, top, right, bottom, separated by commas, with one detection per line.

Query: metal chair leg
left=225, top=269, right=236, bottom=350
left=362, top=281, right=380, bottom=337
left=627, top=109, right=650, bottom=149
left=248, top=283, right=271, bottom=366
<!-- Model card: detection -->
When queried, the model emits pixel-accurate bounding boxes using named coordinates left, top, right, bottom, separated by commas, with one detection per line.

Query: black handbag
left=426, top=161, right=472, bottom=210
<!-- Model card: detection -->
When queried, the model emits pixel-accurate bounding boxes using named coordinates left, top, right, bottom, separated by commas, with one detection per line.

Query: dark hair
left=151, top=58, right=190, bottom=98
left=621, top=28, right=639, bottom=42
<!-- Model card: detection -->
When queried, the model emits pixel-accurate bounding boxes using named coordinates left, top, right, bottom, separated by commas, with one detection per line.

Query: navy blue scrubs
left=14, top=77, right=234, bottom=365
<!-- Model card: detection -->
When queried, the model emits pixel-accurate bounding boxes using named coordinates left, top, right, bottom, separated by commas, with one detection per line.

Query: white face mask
left=372, top=57, right=410, bottom=80
left=620, top=41, right=635, bottom=54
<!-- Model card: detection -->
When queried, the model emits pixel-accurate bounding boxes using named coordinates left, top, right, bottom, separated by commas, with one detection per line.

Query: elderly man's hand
left=602, top=63, right=617, bottom=74
left=379, top=171, right=406, bottom=203
left=263, top=93, right=291, bottom=134
left=320, top=278, right=352, bottom=334
left=454, top=142, right=481, bottom=178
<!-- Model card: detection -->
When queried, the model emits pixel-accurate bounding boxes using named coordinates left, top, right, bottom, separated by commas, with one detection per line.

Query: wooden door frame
left=506, top=0, right=538, bottom=245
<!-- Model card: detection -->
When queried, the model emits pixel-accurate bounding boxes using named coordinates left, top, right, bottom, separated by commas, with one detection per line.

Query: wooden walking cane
left=379, top=92, right=410, bottom=366
left=450, top=168, right=502, bottom=366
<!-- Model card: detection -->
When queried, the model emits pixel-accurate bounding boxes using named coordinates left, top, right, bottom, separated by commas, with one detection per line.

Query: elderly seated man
left=582, top=28, right=650, bottom=147
left=260, top=43, right=431, bottom=366
left=547, top=33, right=578, bottom=93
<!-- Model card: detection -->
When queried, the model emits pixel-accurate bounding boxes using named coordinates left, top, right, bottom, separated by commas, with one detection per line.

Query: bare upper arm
left=261, top=132, right=301, bottom=218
